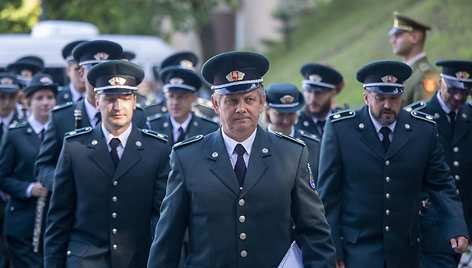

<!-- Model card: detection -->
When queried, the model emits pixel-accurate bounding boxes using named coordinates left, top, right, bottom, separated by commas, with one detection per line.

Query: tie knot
left=380, top=127, right=391, bottom=136
left=95, top=112, right=102, bottom=121
left=449, top=111, right=456, bottom=118
left=234, top=144, right=246, bottom=156
left=178, top=127, right=185, bottom=134
left=317, top=120, right=326, bottom=128
left=109, top=138, right=121, bottom=149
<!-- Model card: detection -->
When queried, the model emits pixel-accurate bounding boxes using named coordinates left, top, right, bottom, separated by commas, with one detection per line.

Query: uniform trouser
left=421, top=251, right=460, bottom=268
left=6, top=235, right=43, bottom=268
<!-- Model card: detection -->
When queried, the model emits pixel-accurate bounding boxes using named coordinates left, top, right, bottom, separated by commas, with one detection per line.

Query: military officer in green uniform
left=148, top=66, right=219, bottom=147
left=389, top=11, right=439, bottom=106
left=56, top=40, right=87, bottom=105
left=0, top=73, right=22, bottom=139
left=44, top=60, right=170, bottom=268
left=147, top=51, right=335, bottom=268
left=317, top=60, right=469, bottom=268
left=295, top=63, right=343, bottom=139
left=404, top=60, right=472, bottom=267
left=0, top=73, right=57, bottom=267
left=264, top=82, right=321, bottom=178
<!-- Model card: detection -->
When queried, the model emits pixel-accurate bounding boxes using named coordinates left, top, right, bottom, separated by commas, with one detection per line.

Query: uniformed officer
left=148, top=66, right=219, bottom=147
left=56, top=40, right=87, bottom=105
left=404, top=60, right=472, bottom=267
left=34, top=40, right=148, bottom=192
left=147, top=51, right=335, bottom=268
left=389, top=11, right=439, bottom=106
left=0, top=73, right=21, bottom=139
left=295, top=63, right=343, bottom=139
left=264, top=82, right=321, bottom=177
left=43, top=60, right=170, bottom=268
left=0, top=73, right=57, bottom=267
left=317, top=60, right=469, bottom=268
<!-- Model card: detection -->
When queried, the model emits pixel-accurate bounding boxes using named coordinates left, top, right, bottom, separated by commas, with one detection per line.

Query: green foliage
left=0, top=0, right=41, bottom=33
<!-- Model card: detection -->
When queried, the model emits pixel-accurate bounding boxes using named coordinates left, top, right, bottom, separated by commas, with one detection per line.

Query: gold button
left=385, top=177, right=390, bottom=182
left=67, top=250, right=71, bottom=256
left=455, top=175, right=460, bottom=181
left=385, top=160, right=390, bottom=166
left=112, top=212, right=117, bottom=218
left=385, top=226, right=390, bottom=232
left=385, top=193, right=390, bottom=199
left=453, top=147, right=459, bottom=153
left=238, top=199, right=245, bottom=206
left=240, top=250, right=247, bottom=257
left=113, top=244, right=118, bottom=250
left=112, top=228, right=117, bottom=235
left=113, top=181, right=118, bottom=186
left=239, top=215, right=246, bottom=223
left=112, top=196, right=117, bottom=202
left=454, top=161, right=459, bottom=167
left=386, top=210, right=390, bottom=215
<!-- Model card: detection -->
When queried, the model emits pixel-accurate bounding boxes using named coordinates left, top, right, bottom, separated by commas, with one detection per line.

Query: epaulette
left=410, top=111, right=436, bottom=124
left=196, top=97, right=213, bottom=109
left=141, top=129, right=168, bottom=142
left=418, top=62, right=434, bottom=73
left=404, top=100, right=426, bottom=112
left=65, top=126, right=92, bottom=138
left=274, top=132, right=305, bottom=146
left=297, top=130, right=320, bottom=142
left=330, top=110, right=355, bottom=123
left=173, top=134, right=204, bottom=149
left=136, top=103, right=145, bottom=110
left=147, top=113, right=165, bottom=122
left=8, top=121, right=27, bottom=129
left=51, top=102, right=73, bottom=112
left=200, top=115, right=219, bottom=124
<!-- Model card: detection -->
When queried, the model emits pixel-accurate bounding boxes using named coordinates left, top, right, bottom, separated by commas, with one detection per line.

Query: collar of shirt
left=0, top=110, right=15, bottom=130
left=436, top=91, right=456, bottom=121
left=170, top=113, right=193, bottom=142
left=221, top=127, right=257, bottom=169
left=368, top=107, right=396, bottom=142
left=101, top=122, right=133, bottom=159
left=69, top=83, right=85, bottom=102
left=406, top=52, right=426, bottom=66
left=28, top=114, right=48, bottom=135
left=84, top=98, right=100, bottom=127
left=267, top=124, right=295, bottom=137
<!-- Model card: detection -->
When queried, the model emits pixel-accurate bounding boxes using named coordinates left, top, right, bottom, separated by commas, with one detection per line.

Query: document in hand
left=278, top=241, right=303, bottom=268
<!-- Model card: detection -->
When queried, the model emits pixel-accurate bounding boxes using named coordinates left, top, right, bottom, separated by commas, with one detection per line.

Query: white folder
left=278, top=241, right=303, bottom=268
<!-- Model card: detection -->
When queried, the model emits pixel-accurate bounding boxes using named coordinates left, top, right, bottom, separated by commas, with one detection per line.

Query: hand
left=31, top=182, right=48, bottom=197
left=450, top=236, right=469, bottom=253
left=336, top=259, right=345, bottom=268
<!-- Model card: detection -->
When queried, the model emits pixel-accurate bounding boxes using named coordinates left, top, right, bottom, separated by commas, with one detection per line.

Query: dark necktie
left=109, top=138, right=121, bottom=168
left=234, top=144, right=247, bottom=188
left=95, top=112, right=102, bottom=125
left=177, top=127, right=186, bottom=143
left=0, top=122, right=3, bottom=139
left=448, top=111, right=456, bottom=130
left=316, top=120, right=326, bottom=135
left=78, top=96, right=84, bottom=102
left=39, top=129, right=45, bottom=141
left=380, top=127, right=391, bottom=152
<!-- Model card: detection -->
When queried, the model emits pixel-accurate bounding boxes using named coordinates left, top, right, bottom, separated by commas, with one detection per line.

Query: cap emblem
left=226, top=71, right=245, bottom=82
left=94, top=52, right=109, bottom=60
left=20, top=69, right=32, bottom=78
left=108, top=77, right=126, bottom=86
left=381, top=75, right=398, bottom=83
left=169, top=77, right=184, bottom=85
left=308, top=74, right=322, bottom=82
left=280, top=95, right=294, bottom=104
left=40, top=76, right=53, bottom=84
left=455, top=71, right=470, bottom=80
left=1, top=77, right=13, bottom=85
left=180, top=60, right=194, bottom=69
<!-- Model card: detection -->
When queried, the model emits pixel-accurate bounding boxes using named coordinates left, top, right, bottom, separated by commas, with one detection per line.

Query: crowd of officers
left=0, top=11, right=470, bottom=268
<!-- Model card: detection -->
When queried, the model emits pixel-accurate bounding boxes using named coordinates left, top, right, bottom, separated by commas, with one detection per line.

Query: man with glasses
left=406, top=60, right=472, bottom=268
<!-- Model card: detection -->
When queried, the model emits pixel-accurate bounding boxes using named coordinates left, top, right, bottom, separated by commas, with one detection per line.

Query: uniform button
left=112, top=196, right=117, bottom=202
left=240, top=233, right=247, bottom=240
left=455, top=175, right=460, bottom=181
left=113, top=181, right=118, bottom=186
left=112, top=212, right=117, bottom=218
left=385, top=209, right=390, bottom=215
left=67, top=250, right=71, bottom=256
left=238, top=199, right=245, bottom=206
left=385, top=193, right=390, bottom=199
left=385, top=160, right=390, bottom=166
left=417, top=237, right=420, bottom=242
left=239, top=215, right=246, bottom=223
left=385, top=226, right=390, bottom=232
left=240, top=250, right=247, bottom=257
left=385, top=176, right=390, bottom=182
left=113, top=244, right=118, bottom=250
left=453, top=161, right=459, bottom=167
left=10, top=207, right=14, bottom=211
left=112, top=228, right=117, bottom=235
left=453, top=147, right=459, bottom=153
left=457, top=189, right=460, bottom=194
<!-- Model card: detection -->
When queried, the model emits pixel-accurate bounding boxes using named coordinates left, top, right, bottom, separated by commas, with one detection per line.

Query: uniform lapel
left=358, top=106, right=385, bottom=159
left=80, top=99, right=92, bottom=127
left=452, top=106, right=471, bottom=145
left=113, top=126, right=142, bottom=179
left=89, top=125, right=114, bottom=178
left=208, top=130, right=240, bottom=196
left=299, top=111, right=320, bottom=137
left=186, top=113, right=200, bottom=138
left=240, top=127, right=269, bottom=197
left=165, top=116, right=174, bottom=145
left=24, top=123, right=40, bottom=149
left=429, top=94, right=453, bottom=140
left=385, top=110, right=411, bottom=159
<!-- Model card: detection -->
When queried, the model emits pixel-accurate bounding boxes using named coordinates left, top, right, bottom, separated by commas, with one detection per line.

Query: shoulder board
left=410, top=111, right=436, bottom=124
left=418, top=62, right=434, bottom=73
left=173, top=134, right=204, bottom=149
left=199, top=115, right=219, bottom=124
left=404, top=100, right=426, bottom=112
left=196, top=98, right=213, bottom=109
left=135, top=103, right=144, bottom=110
left=147, top=113, right=164, bottom=122
left=330, top=110, right=355, bottom=123
left=274, top=132, right=305, bottom=146
left=468, top=101, right=472, bottom=107
left=65, top=126, right=93, bottom=138
left=141, top=129, right=168, bottom=142
left=8, top=121, right=27, bottom=129
left=297, top=130, right=320, bottom=142
left=51, top=102, right=74, bottom=112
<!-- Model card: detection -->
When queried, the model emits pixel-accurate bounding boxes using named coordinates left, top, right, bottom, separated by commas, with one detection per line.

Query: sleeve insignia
left=308, top=163, right=316, bottom=189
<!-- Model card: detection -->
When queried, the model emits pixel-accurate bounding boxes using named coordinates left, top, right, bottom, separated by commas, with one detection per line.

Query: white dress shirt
left=101, top=123, right=133, bottom=159
left=221, top=128, right=257, bottom=169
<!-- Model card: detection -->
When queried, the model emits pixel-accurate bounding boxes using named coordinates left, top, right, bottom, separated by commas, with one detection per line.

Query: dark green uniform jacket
left=402, top=55, right=439, bottom=106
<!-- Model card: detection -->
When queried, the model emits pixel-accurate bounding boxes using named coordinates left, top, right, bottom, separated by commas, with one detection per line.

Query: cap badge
left=1, top=77, right=13, bottom=85
left=280, top=95, right=294, bottom=104
left=308, top=74, right=322, bottom=82
left=226, top=71, right=245, bottom=82
left=40, top=76, right=53, bottom=84
left=94, top=52, right=109, bottom=60
left=455, top=71, right=470, bottom=80
left=180, top=60, right=194, bottom=69
left=20, top=69, right=32, bottom=78
left=109, top=77, right=126, bottom=86
left=169, top=77, right=184, bottom=85
left=381, top=75, right=398, bottom=83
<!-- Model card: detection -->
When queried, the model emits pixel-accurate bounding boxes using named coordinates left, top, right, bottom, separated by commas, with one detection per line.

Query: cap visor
left=388, top=28, right=407, bottom=35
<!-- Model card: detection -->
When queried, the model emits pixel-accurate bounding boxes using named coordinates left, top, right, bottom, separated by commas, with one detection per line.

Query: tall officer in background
left=317, top=60, right=468, bottom=268
left=405, top=60, right=472, bottom=267
left=264, top=82, right=321, bottom=177
left=56, top=40, right=87, bottom=105
left=147, top=51, right=335, bottom=268
left=389, top=12, right=439, bottom=106
left=296, top=63, right=343, bottom=139
left=0, top=73, right=57, bottom=267
left=44, top=60, right=170, bottom=268
left=34, top=40, right=148, bottom=192
left=148, top=66, right=219, bottom=146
